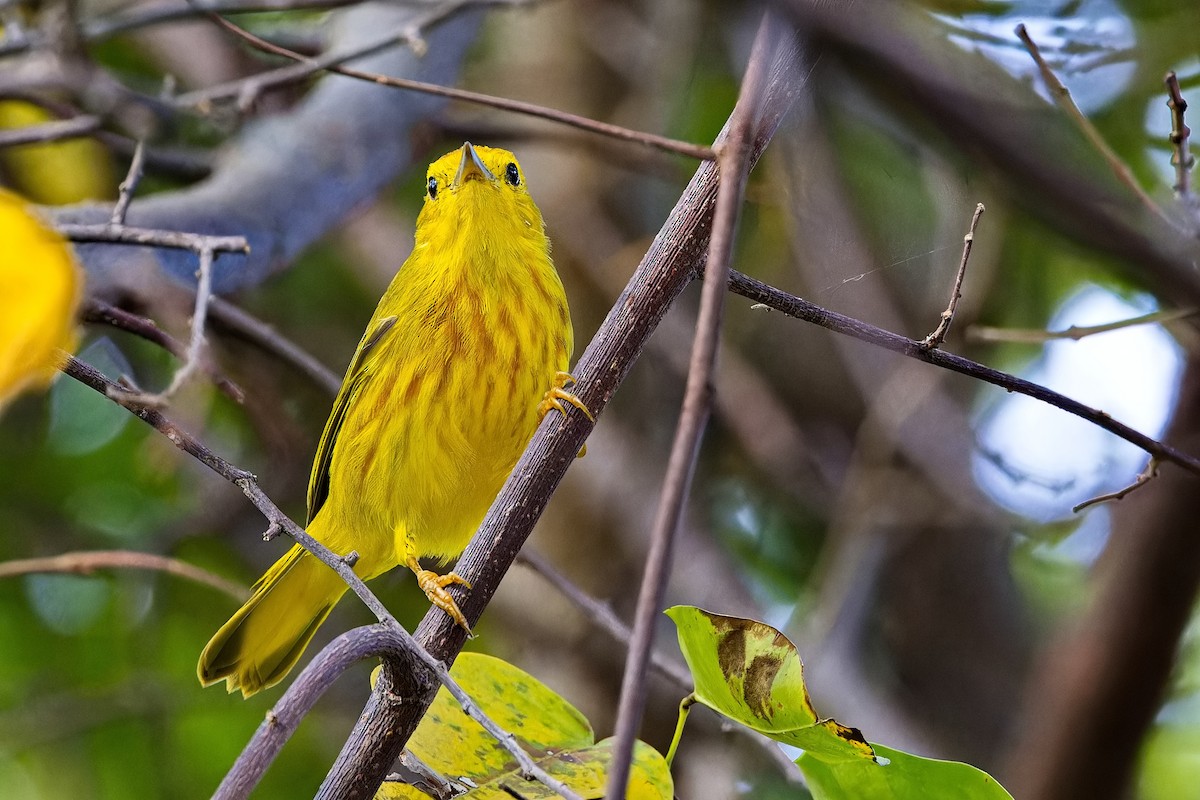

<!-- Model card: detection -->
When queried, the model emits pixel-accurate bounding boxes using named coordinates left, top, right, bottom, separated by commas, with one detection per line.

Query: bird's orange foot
left=407, top=557, right=472, bottom=634
left=539, top=371, right=592, bottom=457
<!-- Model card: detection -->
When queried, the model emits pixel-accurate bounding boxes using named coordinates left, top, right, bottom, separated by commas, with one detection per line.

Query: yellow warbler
left=199, top=143, right=588, bottom=697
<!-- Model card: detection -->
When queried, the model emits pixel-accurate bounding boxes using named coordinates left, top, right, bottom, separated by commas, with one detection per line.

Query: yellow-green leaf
left=373, top=653, right=672, bottom=800
left=0, top=188, right=81, bottom=410
left=666, top=605, right=874, bottom=763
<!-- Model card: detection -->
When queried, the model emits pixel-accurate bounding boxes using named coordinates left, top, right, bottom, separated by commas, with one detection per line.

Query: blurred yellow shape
left=0, top=188, right=82, bottom=409
left=0, top=100, right=113, bottom=205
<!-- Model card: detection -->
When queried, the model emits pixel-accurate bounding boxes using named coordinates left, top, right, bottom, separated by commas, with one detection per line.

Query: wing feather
left=305, top=315, right=398, bottom=522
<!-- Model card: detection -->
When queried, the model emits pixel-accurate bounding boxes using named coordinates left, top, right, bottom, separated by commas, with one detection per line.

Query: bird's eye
left=427, top=177, right=438, bottom=199
left=505, top=163, right=520, bottom=186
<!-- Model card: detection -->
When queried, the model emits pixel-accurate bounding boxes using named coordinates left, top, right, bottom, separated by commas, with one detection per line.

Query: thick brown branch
left=213, top=625, right=427, bottom=800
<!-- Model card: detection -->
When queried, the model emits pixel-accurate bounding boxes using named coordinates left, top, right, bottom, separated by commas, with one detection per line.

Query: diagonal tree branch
left=726, top=271, right=1200, bottom=477
left=203, top=11, right=715, bottom=161
left=605, top=13, right=772, bottom=798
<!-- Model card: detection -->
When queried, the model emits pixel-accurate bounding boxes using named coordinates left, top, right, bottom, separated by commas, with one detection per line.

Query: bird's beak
left=453, top=142, right=494, bottom=187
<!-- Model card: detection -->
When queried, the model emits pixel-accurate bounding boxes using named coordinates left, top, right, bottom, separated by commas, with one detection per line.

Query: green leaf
left=667, top=606, right=1014, bottom=799
left=798, top=743, right=1014, bottom=800
left=666, top=605, right=874, bottom=762
left=373, top=653, right=672, bottom=800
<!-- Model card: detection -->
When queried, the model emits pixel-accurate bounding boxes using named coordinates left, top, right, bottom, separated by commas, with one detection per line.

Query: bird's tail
left=198, top=544, right=347, bottom=697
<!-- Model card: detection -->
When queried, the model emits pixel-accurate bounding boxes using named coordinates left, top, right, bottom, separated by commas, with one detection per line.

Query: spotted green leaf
left=373, top=653, right=672, bottom=799
left=666, top=605, right=874, bottom=762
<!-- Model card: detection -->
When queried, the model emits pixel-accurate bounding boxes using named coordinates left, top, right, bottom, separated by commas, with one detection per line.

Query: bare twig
left=0, top=550, right=247, bottom=601
left=86, top=0, right=365, bottom=41
left=968, top=306, right=1196, bottom=344
left=921, top=202, right=984, bottom=350
left=200, top=11, right=716, bottom=161
left=56, top=223, right=248, bottom=254
left=109, top=245, right=216, bottom=407
left=1166, top=71, right=1194, bottom=203
left=0, top=0, right=370, bottom=55
left=1073, top=458, right=1160, bottom=513
left=604, top=14, right=770, bottom=799
left=60, top=355, right=583, bottom=800
left=727, top=270, right=1200, bottom=478
left=82, top=298, right=244, bottom=402
left=1015, top=24, right=1178, bottom=232
left=175, top=0, right=512, bottom=111
left=0, top=115, right=103, bottom=147
left=207, top=296, right=342, bottom=396
left=110, top=141, right=146, bottom=226
left=517, top=550, right=692, bottom=688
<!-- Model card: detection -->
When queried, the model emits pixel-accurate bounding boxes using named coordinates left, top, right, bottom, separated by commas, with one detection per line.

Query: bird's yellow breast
left=309, top=146, right=571, bottom=569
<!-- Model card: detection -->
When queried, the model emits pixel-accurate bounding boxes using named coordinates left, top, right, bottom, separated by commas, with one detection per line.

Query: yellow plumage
left=199, top=143, right=581, bottom=697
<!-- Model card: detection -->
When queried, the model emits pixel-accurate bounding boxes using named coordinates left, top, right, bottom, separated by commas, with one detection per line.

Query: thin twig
left=109, top=245, right=216, bottom=407
left=968, top=306, right=1197, bottom=344
left=726, top=270, right=1200, bottom=478
left=110, top=140, right=146, bottom=226
left=59, top=355, right=583, bottom=800
left=0, top=115, right=103, bottom=148
left=605, top=13, right=770, bottom=799
left=207, top=296, right=342, bottom=396
left=0, top=550, right=247, bottom=601
left=199, top=11, right=715, bottom=161
left=1165, top=71, right=1194, bottom=203
left=1073, top=458, right=1160, bottom=513
left=516, top=550, right=692, bottom=688
left=1015, top=24, right=1179, bottom=232
left=174, top=0, right=516, bottom=111
left=56, top=223, right=248, bottom=254
left=921, top=202, right=984, bottom=350
left=86, top=0, right=364, bottom=41
left=82, top=298, right=244, bottom=402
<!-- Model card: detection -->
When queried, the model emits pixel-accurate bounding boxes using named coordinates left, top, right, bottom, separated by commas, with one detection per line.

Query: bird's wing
left=306, top=315, right=398, bottom=523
